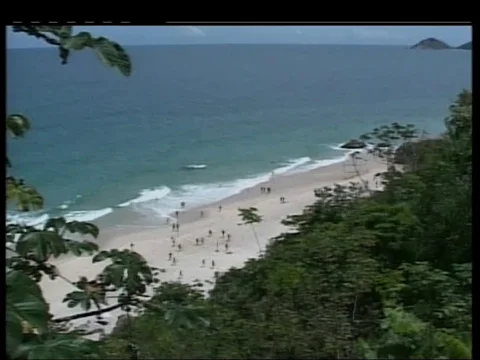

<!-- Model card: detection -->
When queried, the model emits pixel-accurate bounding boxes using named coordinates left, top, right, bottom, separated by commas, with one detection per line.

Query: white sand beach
left=40, top=152, right=387, bottom=338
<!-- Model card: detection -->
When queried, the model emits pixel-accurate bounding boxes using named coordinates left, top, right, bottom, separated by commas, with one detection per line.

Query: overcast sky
left=7, top=25, right=472, bottom=48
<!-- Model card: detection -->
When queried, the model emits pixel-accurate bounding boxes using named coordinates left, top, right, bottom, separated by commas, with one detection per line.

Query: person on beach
left=225, top=243, right=229, bottom=252
left=130, top=243, right=134, bottom=250
left=218, top=205, right=222, bottom=212
left=221, top=229, right=225, bottom=238
left=200, top=210, right=204, bottom=218
left=195, top=238, right=199, bottom=246
left=211, top=260, right=215, bottom=269
left=267, top=187, right=271, bottom=194
left=202, top=259, right=206, bottom=267
left=179, top=270, right=183, bottom=278
left=178, top=243, right=182, bottom=251
left=181, top=201, right=185, bottom=209
left=172, top=257, right=177, bottom=266
left=200, top=237, right=205, bottom=245
left=176, top=223, right=180, bottom=232
left=168, top=252, right=172, bottom=261
left=171, top=236, right=176, bottom=247
left=172, top=223, right=176, bottom=232
left=227, top=233, right=231, bottom=242
left=208, top=230, right=213, bottom=237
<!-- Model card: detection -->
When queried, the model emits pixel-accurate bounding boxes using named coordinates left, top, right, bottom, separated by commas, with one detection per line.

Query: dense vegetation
left=103, top=91, right=471, bottom=359
left=7, top=26, right=471, bottom=359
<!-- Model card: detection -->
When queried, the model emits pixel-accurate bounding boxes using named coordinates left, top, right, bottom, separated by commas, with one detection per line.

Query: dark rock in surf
left=340, top=139, right=367, bottom=149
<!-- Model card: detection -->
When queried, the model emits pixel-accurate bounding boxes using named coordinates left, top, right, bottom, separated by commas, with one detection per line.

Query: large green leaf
left=60, top=31, right=93, bottom=50
left=63, top=277, right=108, bottom=311
left=12, top=334, right=104, bottom=360
left=16, top=231, right=67, bottom=261
left=7, top=177, right=44, bottom=211
left=63, top=291, right=90, bottom=309
left=6, top=114, right=31, bottom=137
left=145, top=302, right=210, bottom=329
left=64, top=239, right=99, bottom=256
left=93, top=249, right=153, bottom=296
left=65, top=220, right=99, bottom=238
left=238, top=207, right=263, bottom=225
left=92, top=37, right=132, bottom=76
left=27, top=25, right=72, bottom=39
left=6, top=270, right=49, bottom=356
left=43, top=217, right=67, bottom=234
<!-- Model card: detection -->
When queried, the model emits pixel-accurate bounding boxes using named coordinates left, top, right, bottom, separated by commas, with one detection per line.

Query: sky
left=6, top=25, right=472, bottom=48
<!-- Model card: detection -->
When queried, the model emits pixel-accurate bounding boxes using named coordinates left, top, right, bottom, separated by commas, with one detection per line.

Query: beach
left=40, top=152, right=387, bottom=338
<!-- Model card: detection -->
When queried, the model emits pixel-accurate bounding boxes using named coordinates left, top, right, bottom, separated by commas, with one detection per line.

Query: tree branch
left=53, top=303, right=123, bottom=323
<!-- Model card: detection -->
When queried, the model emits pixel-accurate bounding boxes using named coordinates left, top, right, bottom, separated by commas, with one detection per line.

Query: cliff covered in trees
left=103, top=90, right=472, bottom=359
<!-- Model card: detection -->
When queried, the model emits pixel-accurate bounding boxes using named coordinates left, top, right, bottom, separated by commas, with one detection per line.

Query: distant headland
left=411, top=37, right=472, bottom=50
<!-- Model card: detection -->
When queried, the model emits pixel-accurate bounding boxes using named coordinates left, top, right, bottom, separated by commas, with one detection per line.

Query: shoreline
left=39, top=151, right=387, bottom=338
left=97, top=151, right=365, bottom=245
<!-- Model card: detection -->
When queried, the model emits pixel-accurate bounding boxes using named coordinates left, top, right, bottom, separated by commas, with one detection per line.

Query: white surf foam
left=130, top=157, right=314, bottom=219
left=118, top=186, right=172, bottom=208
left=290, top=155, right=347, bottom=173
left=63, top=208, right=114, bottom=222
left=58, top=199, right=75, bottom=210
left=272, top=156, right=311, bottom=175
left=6, top=212, right=50, bottom=229
left=184, top=164, right=207, bottom=169
left=7, top=207, right=114, bottom=229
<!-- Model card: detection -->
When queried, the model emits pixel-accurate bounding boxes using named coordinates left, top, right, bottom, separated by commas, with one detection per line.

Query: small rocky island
left=457, top=41, right=472, bottom=50
left=411, top=38, right=451, bottom=50
left=411, top=38, right=472, bottom=50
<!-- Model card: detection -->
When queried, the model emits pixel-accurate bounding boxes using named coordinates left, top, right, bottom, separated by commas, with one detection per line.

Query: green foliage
left=6, top=270, right=50, bottom=355
left=238, top=206, right=263, bottom=225
left=12, top=26, right=132, bottom=76
left=93, top=249, right=153, bottom=299
left=238, top=207, right=263, bottom=253
left=7, top=114, right=31, bottom=138
left=359, top=307, right=471, bottom=359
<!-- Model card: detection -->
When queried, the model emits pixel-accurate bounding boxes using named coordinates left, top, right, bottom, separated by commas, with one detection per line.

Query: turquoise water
left=6, top=44, right=471, bottom=227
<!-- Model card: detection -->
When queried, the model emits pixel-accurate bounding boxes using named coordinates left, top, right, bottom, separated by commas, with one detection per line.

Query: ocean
left=6, top=44, right=471, bottom=229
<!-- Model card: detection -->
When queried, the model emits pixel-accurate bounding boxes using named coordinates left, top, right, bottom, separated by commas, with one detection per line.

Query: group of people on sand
left=260, top=186, right=271, bottom=194
left=261, top=185, right=286, bottom=204
left=164, top=202, right=232, bottom=280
